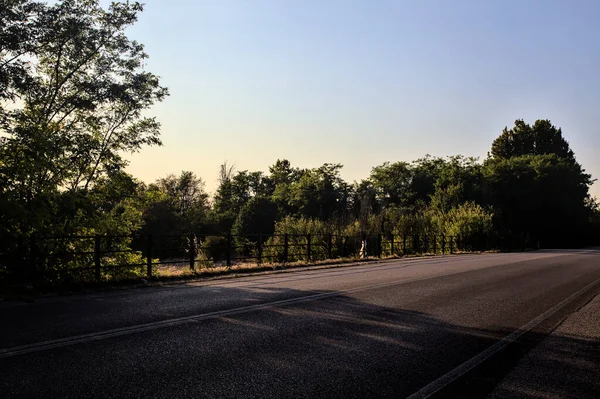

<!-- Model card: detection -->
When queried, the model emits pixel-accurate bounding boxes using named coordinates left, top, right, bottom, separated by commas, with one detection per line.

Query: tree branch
left=82, top=107, right=131, bottom=191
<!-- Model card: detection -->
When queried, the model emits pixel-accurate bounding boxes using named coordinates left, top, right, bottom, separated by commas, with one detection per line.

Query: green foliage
left=212, top=164, right=269, bottom=232
left=0, top=0, right=44, bottom=108
left=1, top=0, right=167, bottom=238
left=269, top=159, right=301, bottom=215
left=430, top=202, right=493, bottom=246
left=288, top=163, right=346, bottom=220
left=484, top=120, right=594, bottom=247
left=261, top=217, right=338, bottom=262
left=197, top=235, right=228, bottom=265
left=232, top=196, right=278, bottom=255
left=0, top=0, right=169, bottom=283
left=1, top=6, right=598, bottom=286
left=138, top=171, right=210, bottom=259
left=370, top=161, right=412, bottom=207
left=484, top=154, right=592, bottom=246
left=365, top=156, right=483, bottom=214
left=490, top=119, right=575, bottom=162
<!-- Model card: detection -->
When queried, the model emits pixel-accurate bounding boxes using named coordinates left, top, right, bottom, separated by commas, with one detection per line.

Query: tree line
left=1, top=1, right=599, bottom=281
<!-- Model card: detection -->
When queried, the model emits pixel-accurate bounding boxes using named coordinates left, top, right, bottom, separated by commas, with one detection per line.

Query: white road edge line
left=0, top=267, right=510, bottom=359
left=405, top=276, right=600, bottom=399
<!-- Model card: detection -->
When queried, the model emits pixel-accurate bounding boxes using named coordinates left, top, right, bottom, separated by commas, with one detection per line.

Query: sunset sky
left=121, top=0, right=600, bottom=196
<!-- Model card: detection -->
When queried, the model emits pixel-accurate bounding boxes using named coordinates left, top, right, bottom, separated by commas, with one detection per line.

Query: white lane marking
left=406, top=276, right=600, bottom=399
left=0, top=265, right=524, bottom=359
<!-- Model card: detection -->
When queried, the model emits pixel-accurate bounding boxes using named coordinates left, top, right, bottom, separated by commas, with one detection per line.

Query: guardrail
left=0, top=232, right=493, bottom=286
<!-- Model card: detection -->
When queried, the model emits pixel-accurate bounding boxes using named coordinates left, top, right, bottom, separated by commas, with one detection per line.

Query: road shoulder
left=488, top=293, right=600, bottom=399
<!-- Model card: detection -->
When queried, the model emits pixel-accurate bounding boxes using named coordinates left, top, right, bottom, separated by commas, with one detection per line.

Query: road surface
left=1, top=250, right=599, bottom=398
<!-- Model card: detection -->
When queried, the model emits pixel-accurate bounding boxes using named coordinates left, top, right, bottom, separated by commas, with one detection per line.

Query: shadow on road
left=0, top=285, right=598, bottom=399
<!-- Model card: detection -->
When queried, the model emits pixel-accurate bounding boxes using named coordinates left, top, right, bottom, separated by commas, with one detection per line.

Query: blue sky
left=122, top=0, right=600, bottom=196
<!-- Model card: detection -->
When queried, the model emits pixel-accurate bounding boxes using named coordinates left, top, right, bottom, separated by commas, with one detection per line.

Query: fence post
left=284, top=233, right=289, bottom=263
left=146, top=234, right=153, bottom=279
left=450, top=236, right=454, bottom=254
left=257, top=233, right=263, bottom=265
left=94, top=235, right=101, bottom=282
left=441, top=235, right=446, bottom=254
left=16, top=236, right=25, bottom=282
left=28, top=236, right=37, bottom=282
left=307, top=233, right=311, bottom=262
left=327, top=234, right=333, bottom=259
left=189, top=233, right=195, bottom=271
left=424, top=235, right=429, bottom=254
left=390, top=234, right=394, bottom=256
left=403, top=234, right=407, bottom=256
left=377, top=234, right=382, bottom=258
left=226, top=233, right=232, bottom=267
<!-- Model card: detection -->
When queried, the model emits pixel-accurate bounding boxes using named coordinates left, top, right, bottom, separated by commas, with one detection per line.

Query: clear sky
left=122, top=0, right=600, bottom=197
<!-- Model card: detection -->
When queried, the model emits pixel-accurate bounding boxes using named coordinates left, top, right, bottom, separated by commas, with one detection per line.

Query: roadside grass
left=152, top=249, right=496, bottom=279
left=0, top=249, right=501, bottom=302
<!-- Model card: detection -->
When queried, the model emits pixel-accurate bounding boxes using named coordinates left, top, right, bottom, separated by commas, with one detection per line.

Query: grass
left=152, top=249, right=483, bottom=279
left=0, top=249, right=498, bottom=302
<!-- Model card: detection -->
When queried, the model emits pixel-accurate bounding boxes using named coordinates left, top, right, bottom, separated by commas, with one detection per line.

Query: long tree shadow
left=0, top=285, right=598, bottom=399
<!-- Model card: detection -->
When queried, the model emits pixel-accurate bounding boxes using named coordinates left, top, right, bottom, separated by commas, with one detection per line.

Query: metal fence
left=0, top=232, right=495, bottom=286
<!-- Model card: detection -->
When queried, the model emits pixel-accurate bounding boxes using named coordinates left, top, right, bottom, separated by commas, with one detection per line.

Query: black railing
left=0, top=232, right=501, bottom=286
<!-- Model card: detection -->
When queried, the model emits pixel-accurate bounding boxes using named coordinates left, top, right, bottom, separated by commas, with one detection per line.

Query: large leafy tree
left=0, top=0, right=168, bottom=235
left=349, top=179, right=377, bottom=233
left=269, top=159, right=301, bottom=216
left=369, top=156, right=483, bottom=213
left=490, top=119, right=575, bottom=162
left=155, top=171, right=209, bottom=216
left=429, top=156, right=484, bottom=212
left=407, top=156, right=446, bottom=206
left=485, top=119, right=593, bottom=247
left=140, top=171, right=211, bottom=247
left=232, top=196, right=278, bottom=249
left=0, top=0, right=43, bottom=109
left=369, top=161, right=412, bottom=208
left=484, top=155, right=592, bottom=246
left=288, top=163, right=345, bottom=221
left=212, top=165, right=269, bottom=232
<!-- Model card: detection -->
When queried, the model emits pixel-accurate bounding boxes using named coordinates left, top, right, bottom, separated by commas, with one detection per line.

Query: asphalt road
left=1, top=250, right=599, bottom=398
left=489, top=292, right=600, bottom=398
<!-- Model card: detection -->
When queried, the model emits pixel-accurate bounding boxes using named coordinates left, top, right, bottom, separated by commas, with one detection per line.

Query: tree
left=490, top=119, right=575, bottom=162
left=0, top=0, right=44, bottom=110
left=155, top=171, right=208, bottom=215
left=485, top=119, right=593, bottom=247
left=408, top=156, right=446, bottom=206
left=141, top=172, right=210, bottom=237
left=369, top=161, right=412, bottom=207
left=0, top=0, right=168, bottom=236
left=269, top=159, right=299, bottom=186
left=269, top=159, right=301, bottom=216
left=288, top=163, right=345, bottom=220
left=213, top=166, right=257, bottom=231
left=232, top=196, right=278, bottom=254
left=484, top=154, right=592, bottom=247
left=348, top=180, right=377, bottom=229
left=82, top=171, right=146, bottom=235
left=430, top=156, right=484, bottom=210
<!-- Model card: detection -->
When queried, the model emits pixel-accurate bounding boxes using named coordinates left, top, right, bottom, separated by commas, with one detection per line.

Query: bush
left=197, top=235, right=229, bottom=264
left=232, top=197, right=278, bottom=256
